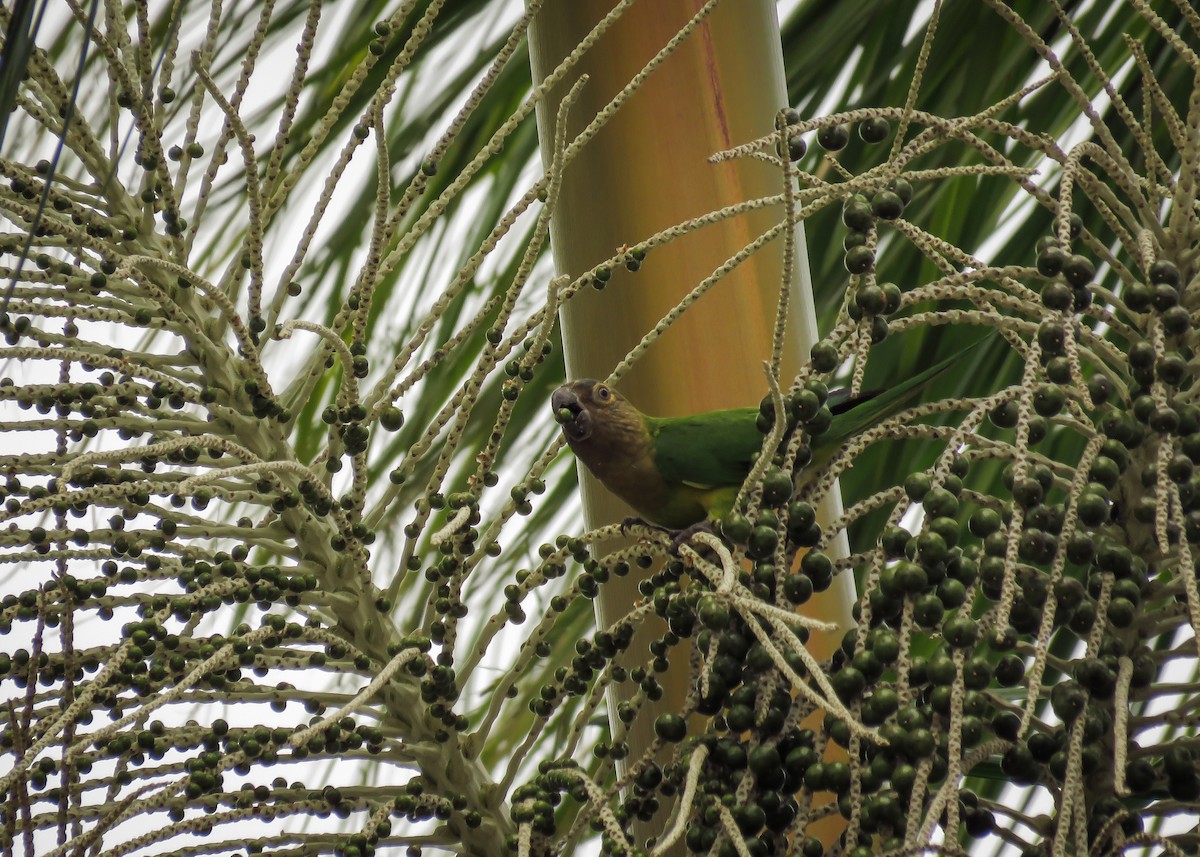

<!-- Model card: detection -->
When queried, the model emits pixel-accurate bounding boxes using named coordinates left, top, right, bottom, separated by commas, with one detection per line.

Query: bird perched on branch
left=551, top=346, right=969, bottom=531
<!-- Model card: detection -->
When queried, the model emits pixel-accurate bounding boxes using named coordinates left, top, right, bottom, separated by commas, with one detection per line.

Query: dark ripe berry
left=844, top=246, right=875, bottom=275
left=1104, top=588, right=1139, bottom=628
left=1017, top=528, right=1057, bottom=563
left=843, top=230, right=869, bottom=251
left=1045, top=357, right=1071, bottom=384
left=1129, top=341, right=1155, bottom=370
left=1131, top=362, right=1155, bottom=388
left=749, top=745, right=787, bottom=792
left=868, top=630, right=900, bottom=666
left=1176, top=405, right=1195, bottom=436
left=869, top=315, right=889, bottom=343
left=1075, top=658, right=1116, bottom=698
left=810, top=341, right=839, bottom=372
left=1163, top=745, right=1195, bottom=779
left=855, top=284, right=887, bottom=315
left=1095, top=541, right=1134, bottom=576
left=831, top=666, right=866, bottom=701
left=380, top=407, right=404, bottom=431
left=1065, top=533, right=1095, bottom=565
left=1162, top=305, right=1191, bottom=335
left=1001, top=744, right=1040, bottom=785
left=789, top=134, right=808, bottom=160
left=1087, top=374, right=1111, bottom=406
left=913, top=593, right=945, bottom=627
left=859, top=117, right=890, bottom=143
left=990, top=401, right=1019, bottom=429
left=720, top=512, right=752, bottom=544
left=817, top=123, right=850, bottom=151
left=1172, top=403, right=1195, bottom=437
left=747, top=526, right=779, bottom=559
left=1062, top=255, right=1094, bottom=287
left=1152, top=283, right=1179, bottom=311
left=777, top=134, right=807, bottom=161
left=1042, top=281, right=1074, bottom=311
left=1032, top=384, right=1065, bottom=417
left=881, top=282, right=902, bottom=313
left=1150, top=406, right=1180, bottom=434
left=1028, top=502, right=1064, bottom=534
left=968, top=507, right=1002, bottom=538
left=1158, top=355, right=1188, bottom=386
left=1132, top=394, right=1156, bottom=424
left=942, top=615, right=978, bottom=648
left=1050, top=680, right=1086, bottom=722
left=791, top=390, right=821, bottom=422
left=905, top=472, right=931, bottom=501
left=871, top=190, right=904, bottom=220
left=1149, top=259, right=1181, bottom=287
left=783, top=574, right=813, bottom=605
left=698, top=596, right=730, bottom=630
left=802, top=552, right=833, bottom=592
left=1030, top=417, right=1050, bottom=443
left=758, top=394, right=786, bottom=430
left=888, top=177, right=913, bottom=204
left=880, top=525, right=911, bottom=558
left=801, top=550, right=833, bottom=581
left=876, top=564, right=904, bottom=600
left=1124, top=282, right=1152, bottom=312
left=1100, top=438, right=1130, bottom=469
left=1027, top=731, right=1061, bottom=763
left=1036, top=321, right=1066, bottom=355
left=1076, top=492, right=1109, bottom=527
left=787, top=499, right=816, bottom=532
left=761, top=468, right=793, bottom=506
left=1088, top=456, right=1120, bottom=489
left=1012, top=477, right=1044, bottom=509
left=842, top=198, right=874, bottom=232
left=915, top=530, right=950, bottom=564
left=1124, top=759, right=1156, bottom=793
left=1037, top=245, right=1068, bottom=277
left=653, top=714, right=686, bottom=742
left=1168, top=454, right=1193, bottom=483
left=995, top=654, right=1025, bottom=686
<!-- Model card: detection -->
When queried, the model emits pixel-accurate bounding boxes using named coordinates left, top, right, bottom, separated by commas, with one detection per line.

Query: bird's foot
left=620, top=516, right=671, bottom=539
left=619, top=517, right=715, bottom=558
left=670, top=520, right=715, bottom=554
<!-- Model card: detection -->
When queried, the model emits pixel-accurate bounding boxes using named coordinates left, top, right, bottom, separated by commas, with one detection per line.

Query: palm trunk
left=529, top=0, right=849, bottom=848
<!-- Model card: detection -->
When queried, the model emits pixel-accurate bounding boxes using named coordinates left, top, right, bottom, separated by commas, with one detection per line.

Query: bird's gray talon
left=621, top=516, right=669, bottom=538
left=670, top=520, right=714, bottom=554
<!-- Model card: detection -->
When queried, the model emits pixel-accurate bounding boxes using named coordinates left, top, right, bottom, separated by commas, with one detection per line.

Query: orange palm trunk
left=530, top=1, right=850, bottom=848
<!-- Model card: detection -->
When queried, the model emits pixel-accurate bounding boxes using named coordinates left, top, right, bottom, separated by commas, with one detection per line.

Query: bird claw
left=620, top=516, right=669, bottom=538
left=669, top=520, right=715, bottom=554
left=619, top=517, right=715, bottom=559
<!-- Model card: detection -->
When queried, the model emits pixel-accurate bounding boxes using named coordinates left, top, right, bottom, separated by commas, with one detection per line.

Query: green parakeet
left=551, top=348, right=967, bottom=530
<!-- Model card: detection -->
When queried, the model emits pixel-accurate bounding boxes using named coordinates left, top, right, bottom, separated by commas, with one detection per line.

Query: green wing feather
left=821, top=344, right=971, bottom=445
left=647, top=408, right=762, bottom=488
left=646, top=340, right=977, bottom=492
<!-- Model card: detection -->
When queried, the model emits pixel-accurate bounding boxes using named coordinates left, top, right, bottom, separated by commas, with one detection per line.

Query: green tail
left=823, top=335, right=989, bottom=447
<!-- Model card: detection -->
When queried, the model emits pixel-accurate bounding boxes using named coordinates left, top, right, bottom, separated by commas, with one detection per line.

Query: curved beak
left=551, top=386, right=577, bottom=416
left=552, top=385, right=591, bottom=442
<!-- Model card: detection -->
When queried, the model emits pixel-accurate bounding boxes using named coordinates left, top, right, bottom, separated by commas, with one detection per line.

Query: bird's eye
left=595, top=385, right=611, bottom=402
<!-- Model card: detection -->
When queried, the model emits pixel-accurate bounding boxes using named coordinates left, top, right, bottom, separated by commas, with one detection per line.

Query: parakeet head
left=551, top=380, right=644, bottom=451
left=552, top=380, right=676, bottom=522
